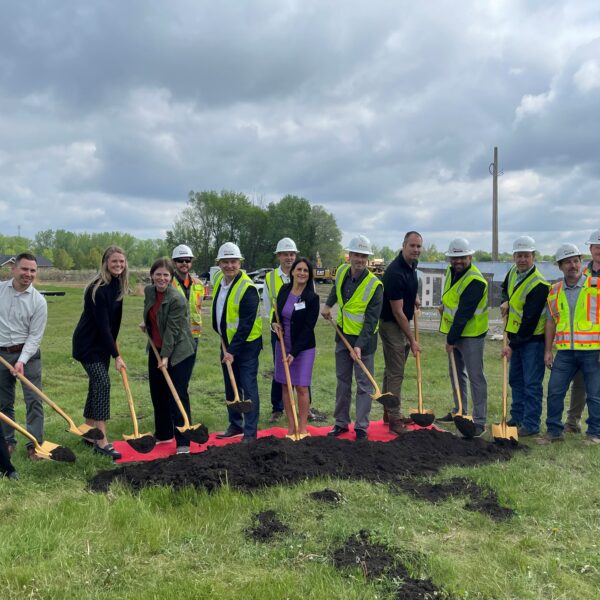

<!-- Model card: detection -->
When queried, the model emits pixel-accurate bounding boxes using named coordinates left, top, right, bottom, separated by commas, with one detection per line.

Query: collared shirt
left=0, top=279, right=48, bottom=364
left=545, top=274, right=587, bottom=346
left=262, top=266, right=290, bottom=317
left=216, top=278, right=233, bottom=336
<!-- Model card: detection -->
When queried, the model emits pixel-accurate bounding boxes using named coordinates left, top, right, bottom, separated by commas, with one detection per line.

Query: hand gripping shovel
left=0, top=411, right=75, bottom=462
left=449, top=352, right=477, bottom=438
left=329, top=320, right=399, bottom=409
left=117, top=346, right=156, bottom=454
left=272, top=305, right=302, bottom=441
left=0, top=355, right=103, bottom=441
left=492, top=333, right=518, bottom=446
left=409, top=311, right=435, bottom=427
left=220, top=338, right=253, bottom=414
left=147, top=335, right=209, bottom=444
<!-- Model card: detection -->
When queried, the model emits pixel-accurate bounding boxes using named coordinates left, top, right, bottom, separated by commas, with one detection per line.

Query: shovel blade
left=226, top=399, right=253, bottom=414
left=373, top=392, right=400, bottom=409
left=73, top=424, right=103, bottom=440
left=409, top=410, right=435, bottom=428
left=454, top=415, right=477, bottom=438
left=181, top=424, right=209, bottom=444
left=124, top=434, right=157, bottom=454
left=492, top=422, right=519, bottom=446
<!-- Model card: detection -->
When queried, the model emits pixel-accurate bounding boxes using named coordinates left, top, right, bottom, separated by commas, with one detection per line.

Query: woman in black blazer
left=272, top=257, right=319, bottom=437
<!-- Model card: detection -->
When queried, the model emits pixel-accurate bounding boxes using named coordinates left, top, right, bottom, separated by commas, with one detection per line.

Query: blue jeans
left=221, top=339, right=261, bottom=437
left=546, top=350, right=600, bottom=437
left=509, top=341, right=545, bottom=432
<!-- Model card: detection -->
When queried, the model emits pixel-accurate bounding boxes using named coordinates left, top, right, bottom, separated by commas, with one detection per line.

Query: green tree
left=52, top=247, right=74, bottom=270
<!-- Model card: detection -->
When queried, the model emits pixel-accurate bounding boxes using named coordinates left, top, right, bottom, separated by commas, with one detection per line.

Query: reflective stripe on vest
left=439, top=264, right=489, bottom=336
left=265, top=269, right=284, bottom=321
left=213, top=271, right=262, bottom=344
left=334, top=264, right=382, bottom=335
left=547, top=276, right=600, bottom=350
left=172, top=277, right=204, bottom=337
left=505, top=266, right=549, bottom=335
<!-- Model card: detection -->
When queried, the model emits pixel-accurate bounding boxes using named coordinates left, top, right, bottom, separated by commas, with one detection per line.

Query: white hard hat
left=172, top=244, right=194, bottom=259
left=585, top=229, right=600, bottom=246
left=216, top=242, right=243, bottom=261
left=555, top=243, right=581, bottom=262
left=512, top=236, right=536, bottom=253
left=445, top=237, right=474, bottom=257
left=274, top=237, right=298, bottom=254
left=345, top=234, right=374, bottom=256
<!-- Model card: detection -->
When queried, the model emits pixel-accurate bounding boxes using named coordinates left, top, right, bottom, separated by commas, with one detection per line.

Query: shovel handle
left=220, top=338, right=241, bottom=403
left=116, top=343, right=140, bottom=437
left=0, top=354, right=78, bottom=430
left=502, top=331, right=509, bottom=425
left=414, top=310, right=424, bottom=412
left=327, top=320, right=381, bottom=394
left=449, top=351, right=464, bottom=416
left=146, top=335, right=191, bottom=429
left=0, top=409, right=43, bottom=450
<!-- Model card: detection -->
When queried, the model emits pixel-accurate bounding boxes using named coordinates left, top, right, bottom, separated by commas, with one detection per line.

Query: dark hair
left=403, top=231, right=423, bottom=243
left=15, top=252, right=37, bottom=264
left=150, top=257, right=175, bottom=277
left=290, top=256, right=314, bottom=287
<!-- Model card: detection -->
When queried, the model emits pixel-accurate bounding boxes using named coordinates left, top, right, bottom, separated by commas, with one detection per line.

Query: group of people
left=1, top=227, right=599, bottom=480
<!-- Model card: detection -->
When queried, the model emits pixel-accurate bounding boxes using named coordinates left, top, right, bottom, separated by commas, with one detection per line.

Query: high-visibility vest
left=505, top=266, right=549, bottom=335
left=546, top=276, right=600, bottom=350
left=213, top=271, right=262, bottom=344
left=264, top=268, right=286, bottom=321
left=334, top=264, right=382, bottom=335
left=172, top=276, right=204, bottom=337
left=440, top=265, right=488, bottom=336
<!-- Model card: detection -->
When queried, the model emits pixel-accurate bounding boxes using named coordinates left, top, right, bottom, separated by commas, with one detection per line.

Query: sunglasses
left=174, top=258, right=192, bottom=264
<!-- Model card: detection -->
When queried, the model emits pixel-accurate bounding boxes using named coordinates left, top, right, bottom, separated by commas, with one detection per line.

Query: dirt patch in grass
left=332, top=530, right=449, bottom=599
left=89, top=429, right=516, bottom=493
left=246, top=510, right=289, bottom=542
left=309, top=488, right=344, bottom=504
left=396, top=476, right=514, bottom=521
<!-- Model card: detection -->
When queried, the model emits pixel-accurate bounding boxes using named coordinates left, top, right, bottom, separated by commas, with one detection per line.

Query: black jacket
left=72, top=277, right=122, bottom=363
left=273, top=284, right=319, bottom=357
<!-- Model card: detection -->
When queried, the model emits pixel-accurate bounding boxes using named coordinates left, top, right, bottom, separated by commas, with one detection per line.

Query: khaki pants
left=379, top=320, right=410, bottom=418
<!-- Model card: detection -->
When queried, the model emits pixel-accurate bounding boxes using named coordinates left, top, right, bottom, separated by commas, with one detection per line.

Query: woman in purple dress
left=272, top=257, right=319, bottom=437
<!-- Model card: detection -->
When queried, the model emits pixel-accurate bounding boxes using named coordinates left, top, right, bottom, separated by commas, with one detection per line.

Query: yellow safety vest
left=505, top=266, right=549, bottom=335
left=213, top=271, right=262, bottom=344
left=264, top=268, right=285, bottom=321
left=172, top=276, right=204, bottom=337
left=546, top=276, right=600, bottom=350
left=440, top=265, right=488, bottom=336
left=335, top=264, right=383, bottom=335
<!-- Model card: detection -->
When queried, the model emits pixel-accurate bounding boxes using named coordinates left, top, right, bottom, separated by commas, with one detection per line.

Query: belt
left=0, top=344, right=25, bottom=353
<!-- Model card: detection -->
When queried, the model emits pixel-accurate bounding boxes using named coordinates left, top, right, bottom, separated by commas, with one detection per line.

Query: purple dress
left=274, top=292, right=316, bottom=387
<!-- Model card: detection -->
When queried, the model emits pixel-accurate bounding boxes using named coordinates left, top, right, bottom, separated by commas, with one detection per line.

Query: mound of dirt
left=332, top=530, right=449, bottom=599
left=246, top=510, right=289, bottom=542
left=89, top=429, right=516, bottom=493
left=396, top=476, right=514, bottom=521
left=309, top=489, right=344, bottom=504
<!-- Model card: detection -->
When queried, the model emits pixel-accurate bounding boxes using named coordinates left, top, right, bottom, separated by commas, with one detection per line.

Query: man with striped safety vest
left=212, top=242, right=262, bottom=444
left=321, top=235, right=383, bottom=440
left=564, top=230, right=600, bottom=433
left=499, top=236, right=550, bottom=436
left=171, top=245, right=206, bottom=355
left=263, top=237, right=298, bottom=422
left=437, top=237, right=489, bottom=437
left=538, top=243, right=600, bottom=445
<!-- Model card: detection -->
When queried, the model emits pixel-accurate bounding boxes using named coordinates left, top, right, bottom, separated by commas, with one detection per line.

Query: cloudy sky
left=1, top=0, right=599, bottom=255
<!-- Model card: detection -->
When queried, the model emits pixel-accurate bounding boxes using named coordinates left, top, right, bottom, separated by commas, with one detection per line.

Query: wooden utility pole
left=491, top=147, right=498, bottom=261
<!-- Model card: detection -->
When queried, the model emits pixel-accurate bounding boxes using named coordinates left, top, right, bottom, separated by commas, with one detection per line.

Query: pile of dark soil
left=50, top=446, right=76, bottom=463
left=309, top=488, right=344, bottom=504
left=89, top=429, right=516, bottom=493
left=396, top=476, right=514, bottom=521
left=332, top=530, right=448, bottom=599
left=246, top=510, right=289, bottom=542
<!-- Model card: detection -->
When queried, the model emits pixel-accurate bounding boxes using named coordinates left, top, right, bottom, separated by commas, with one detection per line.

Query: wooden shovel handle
left=115, top=344, right=140, bottom=438
left=449, top=351, right=464, bottom=416
left=502, top=331, right=509, bottom=425
left=413, top=310, right=424, bottom=413
left=146, top=334, right=191, bottom=428
left=0, top=409, right=41, bottom=449
left=220, top=338, right=241, bottom=403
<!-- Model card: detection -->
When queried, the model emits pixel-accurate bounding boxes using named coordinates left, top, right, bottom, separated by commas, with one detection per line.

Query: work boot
left=564, top=421, right=581, bottom=434
left=388, top=416, right=406, bottom=436
left=382, top=408, right=389, bottom=424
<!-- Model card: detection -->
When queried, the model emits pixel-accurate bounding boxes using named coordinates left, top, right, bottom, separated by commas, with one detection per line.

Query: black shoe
left=518, top=426, right=539, bottom=437
left=93, top=443, right=122, bottom=460
left=241, top=435, right=257, bottom=445
left=473, top=425, right=486, bottom=438
left=216, top=426, right=244, bottom=439
left=308, top=408, right=327, bottom=422
left=436, top=412, right=455, bottom=423
left=327, top=425, right=349, bottom=437
left=268, top=411, right=283, bottom=423
left=506, top=419, right=521, bottom=427
left=355, top=429, right=368, bottom=440
left=8, top=471, right=19, bottom=480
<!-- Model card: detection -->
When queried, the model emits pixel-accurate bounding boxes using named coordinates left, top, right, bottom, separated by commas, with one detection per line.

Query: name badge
left=294, top=301, right=306, bottom=311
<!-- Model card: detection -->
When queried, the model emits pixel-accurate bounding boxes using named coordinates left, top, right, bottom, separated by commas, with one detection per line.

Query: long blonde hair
left=85, top=246, right=129, bottom=303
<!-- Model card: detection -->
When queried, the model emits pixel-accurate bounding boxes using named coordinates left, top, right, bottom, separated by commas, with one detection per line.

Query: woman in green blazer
left=142, top=258, right=195, bottom=454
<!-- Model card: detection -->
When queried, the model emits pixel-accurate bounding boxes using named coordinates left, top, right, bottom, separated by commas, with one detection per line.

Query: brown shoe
left=388, top=417, right=407, bottom=436
left=564, top=422, right=581, bottom=434
left=27, top=446, right=42, bottom=461
left=7, top=444, right=16, bottom=457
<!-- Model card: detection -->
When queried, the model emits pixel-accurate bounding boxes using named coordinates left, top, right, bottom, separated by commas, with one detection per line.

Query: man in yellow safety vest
left=437, top=237, right=488, bottom=438
left=538, top=243, right=600, bottom=445
left=321, top=235, right=383, bottom=440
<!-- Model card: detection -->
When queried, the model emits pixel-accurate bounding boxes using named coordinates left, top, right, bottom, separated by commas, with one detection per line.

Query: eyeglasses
left=174, top=258, right=192, bottom=264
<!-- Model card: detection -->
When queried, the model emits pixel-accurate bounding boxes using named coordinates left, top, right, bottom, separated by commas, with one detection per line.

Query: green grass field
left=1, top=285, right=599, bottom=599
